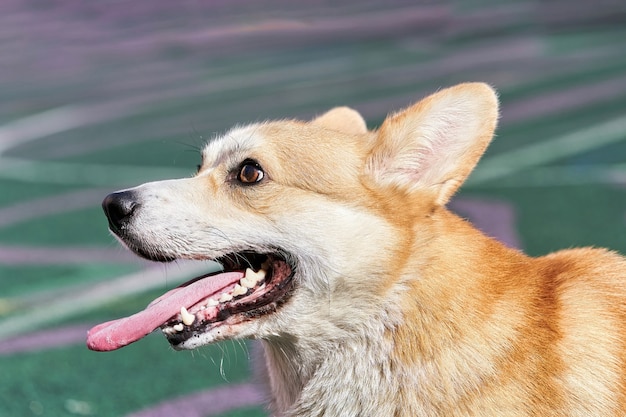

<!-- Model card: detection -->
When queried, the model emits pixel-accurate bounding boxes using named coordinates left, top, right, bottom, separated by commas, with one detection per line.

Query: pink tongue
left=86, top=271, right=244, bottom=352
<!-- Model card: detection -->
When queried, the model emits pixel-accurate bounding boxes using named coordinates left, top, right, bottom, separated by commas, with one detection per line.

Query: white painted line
left=468, top=164, right=626, bottom=188
left=0, top=245, right=139, bottom=265
left=0, top=58, right=350, bottom=156
left=468, top=115, right=626, bottom=185
left=0, top=188, right=109, bottom=228
left=0, top=157, right=190, bottom=186
left=0, top=261, right=220, bottom=339
left=0, top=105, right=127, bottom=155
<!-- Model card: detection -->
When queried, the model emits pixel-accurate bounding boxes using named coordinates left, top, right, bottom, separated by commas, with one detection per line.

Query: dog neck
left=259, top=209, right=535, bottom=416
left=260, top=337, right=307, bottom=415
left=260, top=323, right=400, bottom=417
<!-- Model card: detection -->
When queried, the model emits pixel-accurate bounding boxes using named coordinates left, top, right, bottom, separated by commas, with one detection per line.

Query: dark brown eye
left=237, top=161, right=264, bottom=184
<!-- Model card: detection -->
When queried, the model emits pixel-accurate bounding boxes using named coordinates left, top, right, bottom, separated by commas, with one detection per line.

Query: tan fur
left=111, top=83, right=626, bottom=416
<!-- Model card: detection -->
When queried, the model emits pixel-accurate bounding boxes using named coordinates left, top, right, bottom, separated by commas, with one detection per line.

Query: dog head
left=87, top=83, right=498, bottom=352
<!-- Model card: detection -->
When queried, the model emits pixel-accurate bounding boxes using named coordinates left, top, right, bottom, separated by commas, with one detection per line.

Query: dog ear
left=366, top=83, right=499, bottom=205
left=311, top=106, right=368, bottom=135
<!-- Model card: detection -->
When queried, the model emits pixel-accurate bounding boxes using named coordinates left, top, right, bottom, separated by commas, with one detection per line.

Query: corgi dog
left=88, top=83, right=626, bottom=416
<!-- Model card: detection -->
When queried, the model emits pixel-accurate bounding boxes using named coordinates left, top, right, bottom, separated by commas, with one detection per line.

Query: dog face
left=100, top=121, right=396, bottom=348
left=89, top=83, right=498, bottom=352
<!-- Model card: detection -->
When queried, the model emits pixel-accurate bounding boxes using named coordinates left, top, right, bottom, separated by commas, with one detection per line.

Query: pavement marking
left=0, top=188, right=111, bottom=228
left=468, top=114, right=626, bottom=185
left=0, top=57, right=351, bottom=157
left=0, top=245, right=139, bottom=264
left=0, top=261, right=219, bottom=340
left=0, top=156, right=191, bottom=186
left=469, top=164, right=626, bottom=188
left=125, top=383, right=263, bottom=417
left=500, top=75, right=626, bottom=125
left=0, top=323, right=92, bottom=355
left=0, top=104, right=135, bottom=156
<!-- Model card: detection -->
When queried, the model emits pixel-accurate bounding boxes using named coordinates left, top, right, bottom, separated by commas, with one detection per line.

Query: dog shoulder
left=539, top=247, right=626, bottom=288
left=534, top=248, right=626, bottom=413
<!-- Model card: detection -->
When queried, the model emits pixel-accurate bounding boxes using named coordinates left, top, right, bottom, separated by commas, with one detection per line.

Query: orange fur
left=101, top=83, right=626, bottom=416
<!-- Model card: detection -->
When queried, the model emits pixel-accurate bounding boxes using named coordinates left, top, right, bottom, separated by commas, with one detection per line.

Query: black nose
left=102, top=191, right=139, bottom=234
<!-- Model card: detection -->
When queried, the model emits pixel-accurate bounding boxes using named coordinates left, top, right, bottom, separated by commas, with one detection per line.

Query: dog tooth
left=173, top=323, right=184, bottom=332
left=240, top=276, right=256, bottom=288
left=206, top=298, right=219, bottom=307
left=219, top=293, right=233, bottom=303
left=245, top=268, right=267, bottom=283
left=180, top=307, right=195, bottom=326
left=232, top=284, right=247, bottom=296
left=244, top=268, right=256, bottom=280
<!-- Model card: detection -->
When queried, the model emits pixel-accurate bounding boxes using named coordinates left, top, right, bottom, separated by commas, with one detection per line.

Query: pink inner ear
left=369, top=83, right=498, bottom=202
left=400, top=124, right=455, bottom=185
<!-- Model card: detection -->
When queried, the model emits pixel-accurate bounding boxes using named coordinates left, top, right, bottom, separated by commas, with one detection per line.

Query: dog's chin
left=109, top=231, right=179, bottom=263
left=135, top=247, right=178, bottom=263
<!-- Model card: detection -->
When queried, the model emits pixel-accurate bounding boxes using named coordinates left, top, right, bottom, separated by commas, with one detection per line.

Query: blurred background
left=1, top=0, right=625, bottom=416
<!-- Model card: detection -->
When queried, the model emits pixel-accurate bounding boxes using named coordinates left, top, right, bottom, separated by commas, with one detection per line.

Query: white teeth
left=219, top=293, right=233, bottom=303
left=240, top=276, right=256, bottom=288
left=205, top=267, right=268, bottom=306
left=241, top=267, right=266, bottom=288
left=164, top=265, right=273, bottom=336
left=180, top=307, right=195, bottom=326
left=232, top=284, right=248, bottom=296
left=245, top=268, right=266, bottom=283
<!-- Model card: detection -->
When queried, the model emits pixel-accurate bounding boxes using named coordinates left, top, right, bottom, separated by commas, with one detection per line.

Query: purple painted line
left=86, top=6, right=449, bottom=55
left=355, top=69, right=626, bottom=130
left=0, top=245, right=139, bottom=265
left=125, top=383, right=264, bottom=417
left=450, top=197, right=521, bottom=249
left=0, top=323, right=92, bottom=355
left=0, top=188, right=108, bottom=228
left=501, top=75, right=626, bottom=125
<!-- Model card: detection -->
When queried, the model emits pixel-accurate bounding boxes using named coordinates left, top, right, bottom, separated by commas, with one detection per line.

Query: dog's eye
left=237, top=160, right=264, bottom=184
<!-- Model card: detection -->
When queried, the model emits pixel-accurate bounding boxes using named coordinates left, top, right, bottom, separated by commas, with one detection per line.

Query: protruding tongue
left=87, top=271, right=244, bottom=352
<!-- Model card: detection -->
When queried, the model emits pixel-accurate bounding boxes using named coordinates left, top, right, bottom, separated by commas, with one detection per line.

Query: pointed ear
left=311, top=106, right=368, bottom=135
left=366, top=83, right=499, bottom=205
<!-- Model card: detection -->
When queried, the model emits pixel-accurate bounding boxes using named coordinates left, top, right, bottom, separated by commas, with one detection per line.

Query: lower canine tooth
left=180, top=307, right=195, bottom=326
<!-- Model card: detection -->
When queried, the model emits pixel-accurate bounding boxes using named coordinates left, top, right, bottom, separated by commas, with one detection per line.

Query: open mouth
left=86, top=252, right=295, bottom=352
